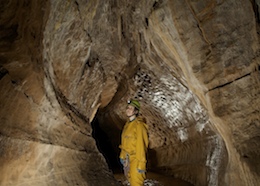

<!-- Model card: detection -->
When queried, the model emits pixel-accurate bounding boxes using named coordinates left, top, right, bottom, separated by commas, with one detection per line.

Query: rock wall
left=0, top=0, right=259, bottom=186
left=0, top=1, right=118, bottom=185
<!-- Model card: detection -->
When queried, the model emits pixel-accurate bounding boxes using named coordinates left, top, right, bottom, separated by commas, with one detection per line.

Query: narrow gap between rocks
left=91, top=115, right=121, bottom=171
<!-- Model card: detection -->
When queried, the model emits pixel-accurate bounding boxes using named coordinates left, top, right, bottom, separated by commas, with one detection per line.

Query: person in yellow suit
left=119, top=99, right=149, bottom=186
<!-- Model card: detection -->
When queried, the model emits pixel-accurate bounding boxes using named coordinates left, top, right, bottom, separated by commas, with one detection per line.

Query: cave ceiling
left=0, top=0, right=259, bottom=186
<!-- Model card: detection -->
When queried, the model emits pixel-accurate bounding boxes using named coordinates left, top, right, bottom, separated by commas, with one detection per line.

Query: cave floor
left=113, top=171, right=193, bottom=186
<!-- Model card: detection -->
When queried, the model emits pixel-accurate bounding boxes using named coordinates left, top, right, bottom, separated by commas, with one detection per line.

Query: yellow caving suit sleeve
left=119, top=145, right=126, bottom=160
left=119, top=122, right=128, bottom=160
left=136, top=121, right=149, bottom=171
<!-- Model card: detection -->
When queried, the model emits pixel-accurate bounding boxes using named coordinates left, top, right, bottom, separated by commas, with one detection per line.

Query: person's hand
left=137, top=169, right=145, bottom=173
left=120, top=158, right=125, bottom=165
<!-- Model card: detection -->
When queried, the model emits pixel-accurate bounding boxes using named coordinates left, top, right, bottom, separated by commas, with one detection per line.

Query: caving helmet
left=127, top=99, right=140, bottom=111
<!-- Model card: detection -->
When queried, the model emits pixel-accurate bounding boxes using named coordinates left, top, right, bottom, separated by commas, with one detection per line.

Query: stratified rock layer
left=0, top=0, right=259, bottom=186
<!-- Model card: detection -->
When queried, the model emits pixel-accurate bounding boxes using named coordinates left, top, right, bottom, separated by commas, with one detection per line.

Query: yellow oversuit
left=119, top=117, right=148, bottom=186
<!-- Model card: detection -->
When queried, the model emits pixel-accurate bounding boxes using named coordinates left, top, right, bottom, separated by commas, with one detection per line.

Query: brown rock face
left=0, top=0, right=259, bottom=186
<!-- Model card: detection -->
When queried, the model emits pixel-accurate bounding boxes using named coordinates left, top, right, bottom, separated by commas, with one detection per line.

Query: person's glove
left=137, top=169, right=145, bottom=173
left=120, top=158, right=125, bottom=165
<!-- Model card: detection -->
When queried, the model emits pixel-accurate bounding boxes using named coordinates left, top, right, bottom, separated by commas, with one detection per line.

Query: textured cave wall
left=0, top=0, right=259, bottom=186
left=0, top=1, right=118, bottom=186
left=97, top=68, right=228, bottom=186
left=92, top=0, right=260, bottom=185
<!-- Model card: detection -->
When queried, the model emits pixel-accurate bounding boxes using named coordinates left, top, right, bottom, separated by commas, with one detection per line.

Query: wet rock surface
left=0, top=0, right=259, bottom=186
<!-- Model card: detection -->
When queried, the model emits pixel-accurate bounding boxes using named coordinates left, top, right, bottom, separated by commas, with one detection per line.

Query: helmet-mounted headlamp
left=127, top=99, right=140, bottom=111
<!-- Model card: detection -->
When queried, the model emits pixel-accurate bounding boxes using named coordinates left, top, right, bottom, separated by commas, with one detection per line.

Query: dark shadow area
left=91, top=115, right=121, bottom=172
left=147, top=148, right=158, bottom=172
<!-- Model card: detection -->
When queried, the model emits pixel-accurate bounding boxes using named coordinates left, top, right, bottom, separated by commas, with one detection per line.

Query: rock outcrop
left=0, top=0, right=259, bottom=185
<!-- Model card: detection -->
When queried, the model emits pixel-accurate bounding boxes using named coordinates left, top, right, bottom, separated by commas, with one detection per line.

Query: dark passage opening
left=91, top=114, right=121, bottom=172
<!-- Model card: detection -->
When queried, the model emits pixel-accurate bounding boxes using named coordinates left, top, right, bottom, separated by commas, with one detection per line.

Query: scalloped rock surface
left=0, top=0, right=259, bottom=186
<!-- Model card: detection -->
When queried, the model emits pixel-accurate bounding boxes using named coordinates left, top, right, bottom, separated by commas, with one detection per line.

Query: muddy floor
left=114, top=171, right=193, bottom=186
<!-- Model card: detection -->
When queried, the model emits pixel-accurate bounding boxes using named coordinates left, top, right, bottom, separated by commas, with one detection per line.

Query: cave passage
left=91, top=114, right=122, bottom=172
left=90, top=111, right=195, bottom=186
left=0, top=0, right=259, bottom=185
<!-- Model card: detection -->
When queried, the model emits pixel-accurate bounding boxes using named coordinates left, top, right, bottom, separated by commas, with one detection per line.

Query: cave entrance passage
left=91, top=113, right=122, bottom=173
